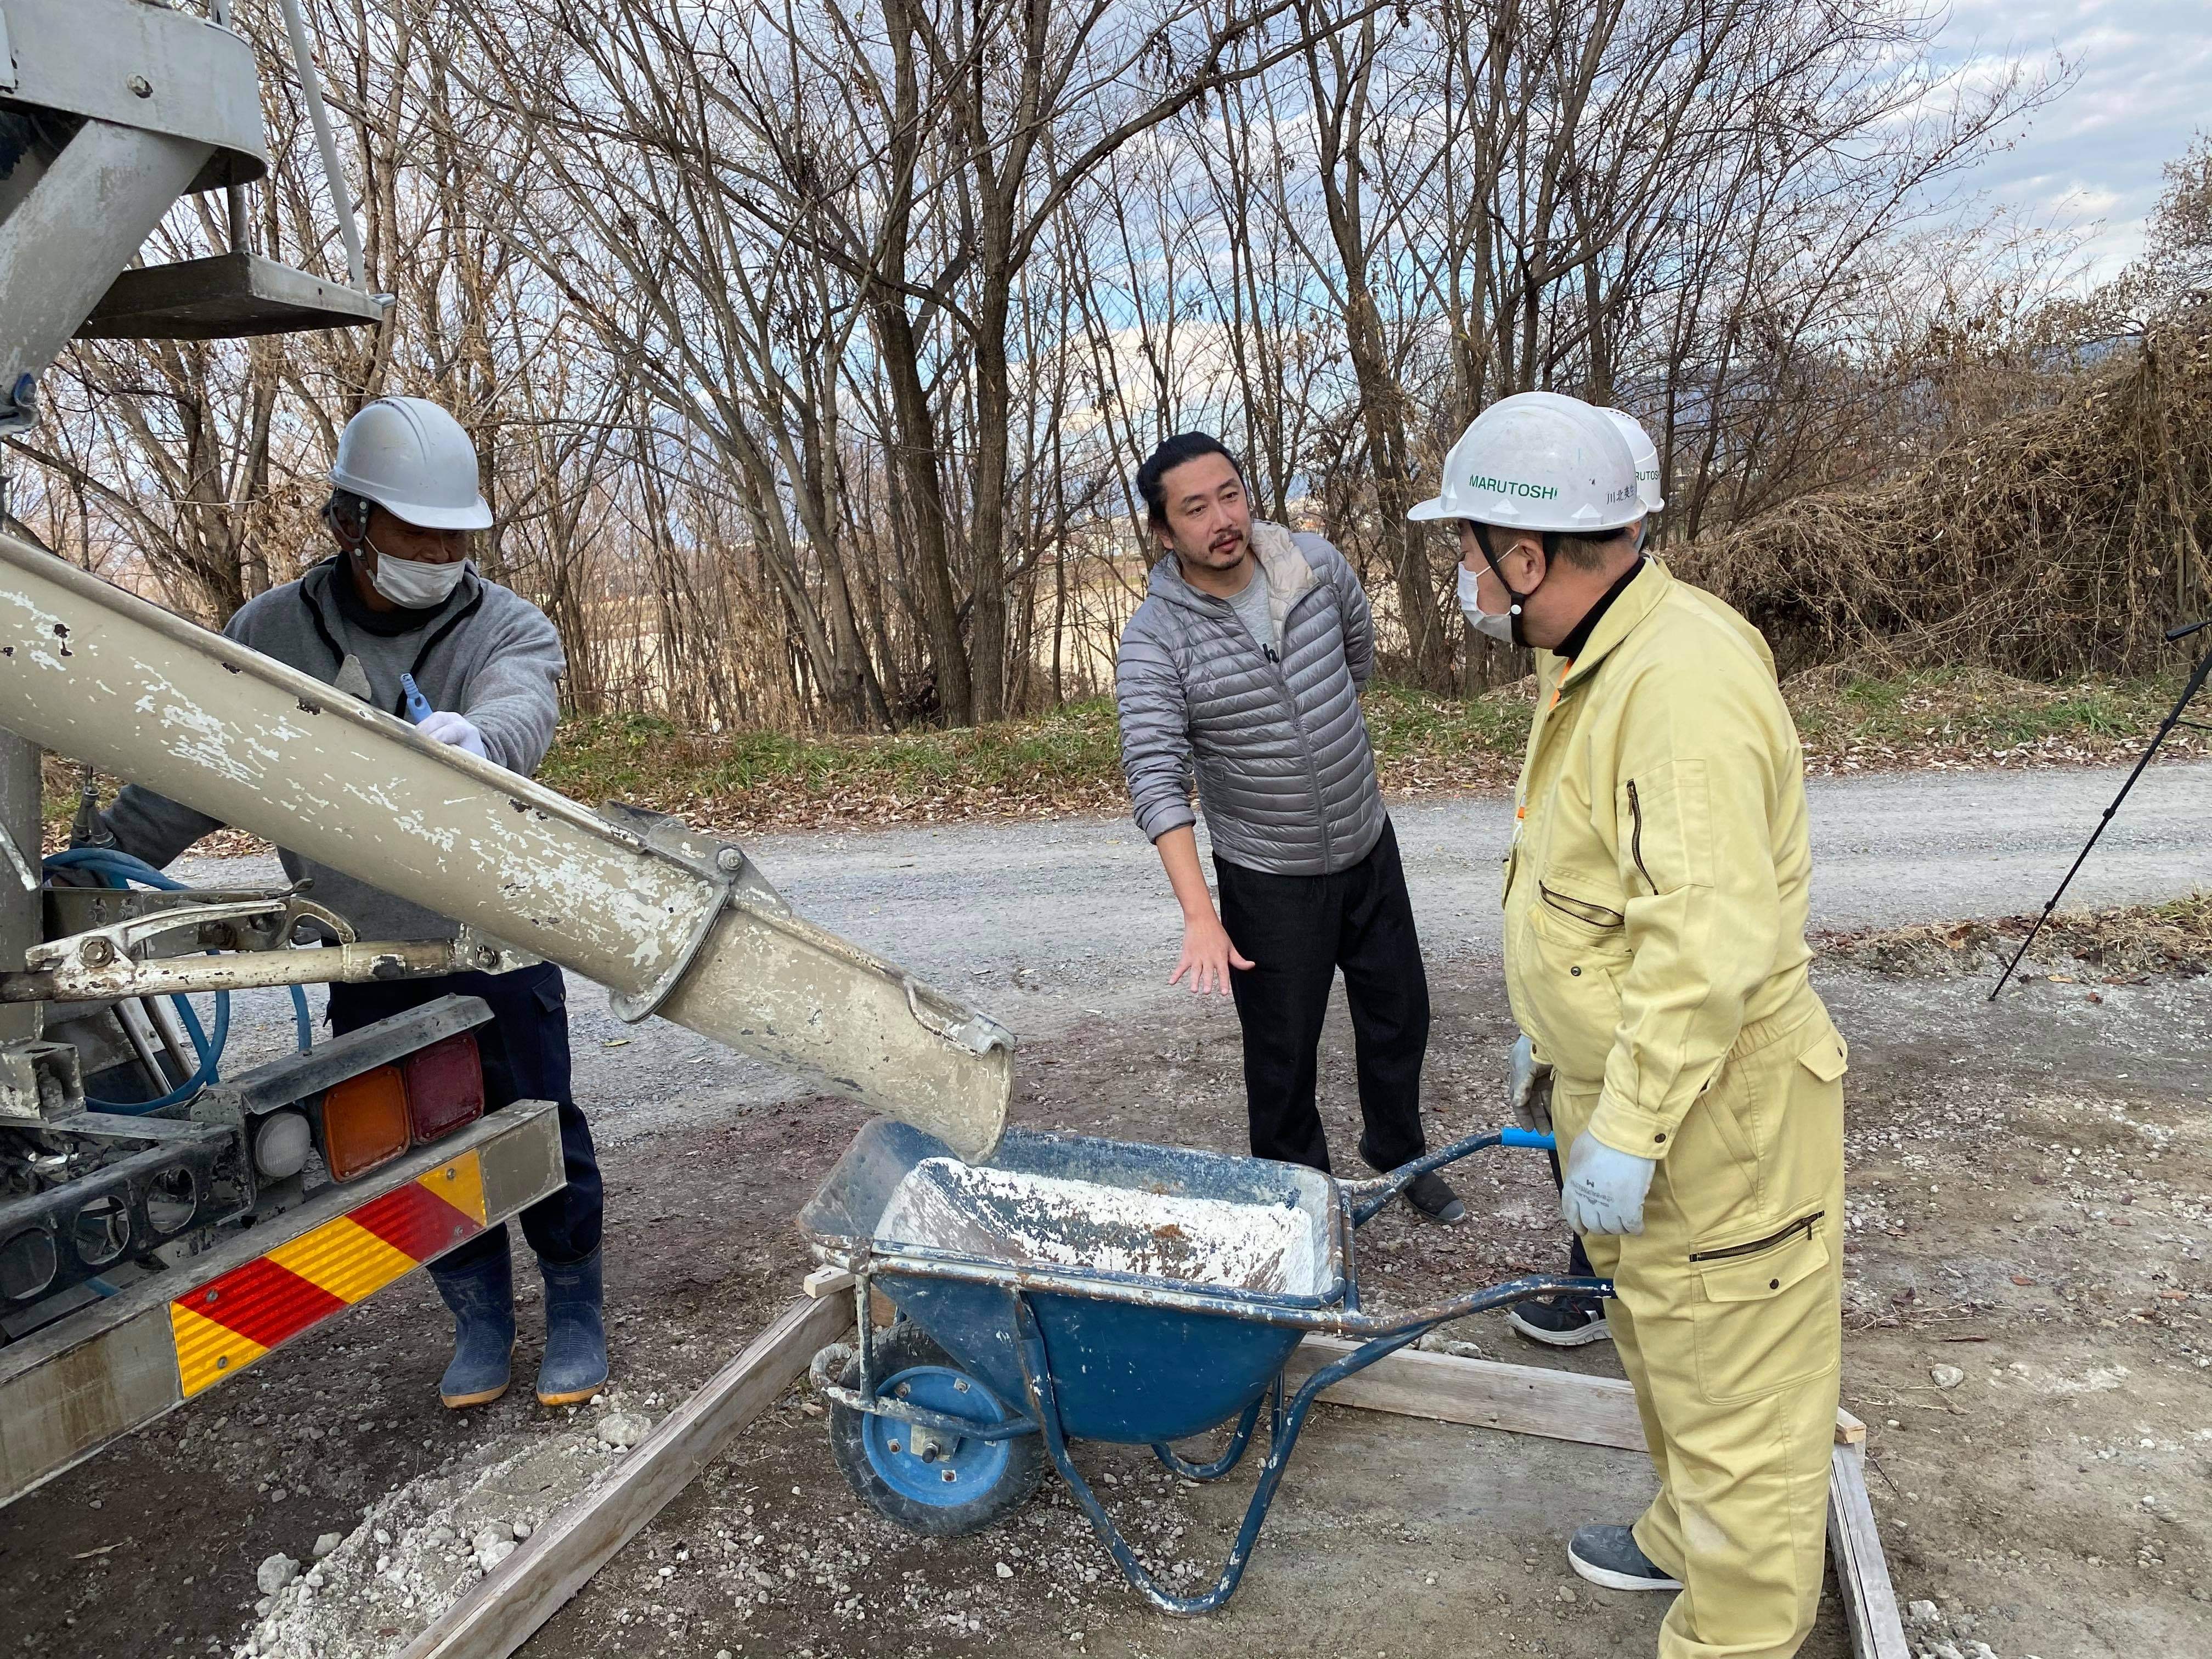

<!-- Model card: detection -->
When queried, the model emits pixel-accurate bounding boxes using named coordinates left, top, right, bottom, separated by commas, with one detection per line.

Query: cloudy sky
left=1933, top=0, right=2211, bottom=278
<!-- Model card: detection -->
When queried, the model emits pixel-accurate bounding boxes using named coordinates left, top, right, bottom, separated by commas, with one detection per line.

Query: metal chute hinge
left=599, top=801, right=783, bottom=1026
left=902, top=978, right=1015, bottom=1058
left=606, top=861, right=736, bottom=1026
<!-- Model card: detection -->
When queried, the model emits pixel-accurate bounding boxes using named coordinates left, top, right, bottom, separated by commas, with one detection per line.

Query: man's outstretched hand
left=1170, top=911, right=1254, bottom=995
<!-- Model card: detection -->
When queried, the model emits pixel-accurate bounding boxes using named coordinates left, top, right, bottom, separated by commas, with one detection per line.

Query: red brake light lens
left=402, top=1032, right=484, bottom=1145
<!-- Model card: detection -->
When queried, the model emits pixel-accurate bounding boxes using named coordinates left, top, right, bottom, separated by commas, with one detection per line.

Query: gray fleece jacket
left=1115, top=522, right=1387, bottom=877
left=100, top=557, right=566, bottom=941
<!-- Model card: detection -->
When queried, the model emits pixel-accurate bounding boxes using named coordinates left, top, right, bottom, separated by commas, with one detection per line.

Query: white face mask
left=1456, top=563, right=1517, bottom=645
left=368, top=544, right=469, bottom=610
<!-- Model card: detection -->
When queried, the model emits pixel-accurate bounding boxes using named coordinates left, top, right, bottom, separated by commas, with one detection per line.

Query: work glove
left=418, top=710, right=489, bottom=760
left=1560, top=1131, right=1656, bottom=1237
left=1508, top=1034, right=1554, bottom=1134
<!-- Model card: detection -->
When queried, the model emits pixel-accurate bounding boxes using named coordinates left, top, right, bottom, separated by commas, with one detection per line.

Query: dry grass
left=1678, top=303, right=2212, bottom=679
left=1787, top=665, right=2205, bottom=774
left=48, top=666, right=2200, bottom=854
left=536, top=682, right=1537, bottom=834
left=533, top=666, right=2199, bottom=834
left=1814, top=894, right=2212, bottom=983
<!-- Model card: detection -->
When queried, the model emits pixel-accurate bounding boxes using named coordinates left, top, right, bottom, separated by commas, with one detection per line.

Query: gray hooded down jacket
left=1115, top=522, right=1387, bottom=876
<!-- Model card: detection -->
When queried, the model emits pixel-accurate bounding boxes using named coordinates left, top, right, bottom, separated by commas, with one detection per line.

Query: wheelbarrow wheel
left=828, top=1323, right=1044, bottom=1537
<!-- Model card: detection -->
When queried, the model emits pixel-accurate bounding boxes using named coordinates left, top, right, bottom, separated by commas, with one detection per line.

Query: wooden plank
left=802, top=1265, right=853, bottom=1300
left=1827, top=1442, right=1911, bottom=1659
left=799, top=1266, right=892, bottom=1324
left=1296, top=1339, right=1903, bottom=1658
left=1287, top=1339, right=1867, bottom=1451
left=399, top=1295, right=850, bottom=1659
left=1285, top=1337, right=1649, bottom=1451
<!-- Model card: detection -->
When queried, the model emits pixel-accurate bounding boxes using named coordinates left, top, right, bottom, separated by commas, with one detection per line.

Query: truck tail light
left=0, top=1227, right=57, bottom=1301
left=318, top=1065, right=410, bottom=1182
left=402, top=1032, right=484, bottom=1144
left=251, top=1108, right=313, bottom=1181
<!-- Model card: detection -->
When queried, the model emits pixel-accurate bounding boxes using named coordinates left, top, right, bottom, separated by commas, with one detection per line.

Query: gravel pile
left=1905, top=1595, right=2023, bottom=1659
left=229, top=1392, right=659, bottom=1658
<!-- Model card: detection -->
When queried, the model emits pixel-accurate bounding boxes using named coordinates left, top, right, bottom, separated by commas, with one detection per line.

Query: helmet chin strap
left=1470, top=523, right=1561, bottom=650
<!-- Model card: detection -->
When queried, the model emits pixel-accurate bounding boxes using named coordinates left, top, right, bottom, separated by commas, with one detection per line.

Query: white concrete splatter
left=877, top=1158, right=1321, bottom=1295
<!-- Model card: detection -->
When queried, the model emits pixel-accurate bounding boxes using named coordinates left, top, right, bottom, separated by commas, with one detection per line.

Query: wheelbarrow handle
left=1341, top=1125, right=1555, bottom=1224
left=1014, top=1271, right=1595, bottom=1616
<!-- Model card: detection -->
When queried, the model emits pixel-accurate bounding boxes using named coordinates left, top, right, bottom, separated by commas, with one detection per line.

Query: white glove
left=1508, top=1034, right=1554, bottom=1134
left=417, top=709, right=489, bottom=759
left=1560, top=1131, right=1656, bottom=1236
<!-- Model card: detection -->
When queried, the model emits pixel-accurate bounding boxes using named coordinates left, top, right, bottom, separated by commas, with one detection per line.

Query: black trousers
left=326, top=960, right=602, bottom=1271
left=1213, top=820, right=1430, bottom=1173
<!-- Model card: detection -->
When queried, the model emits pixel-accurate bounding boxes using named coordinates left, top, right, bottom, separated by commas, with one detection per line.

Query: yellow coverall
left=1506, top=561, right=1847, bottom=1659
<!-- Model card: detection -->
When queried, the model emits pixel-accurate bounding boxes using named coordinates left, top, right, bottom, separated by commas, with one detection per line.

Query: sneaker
left=1402, top=1169, right=1465, bottom=1224
left=1508, top=1295, right=1611, bottom=1348
left=1566, top=1525, right=1681, bottom=1592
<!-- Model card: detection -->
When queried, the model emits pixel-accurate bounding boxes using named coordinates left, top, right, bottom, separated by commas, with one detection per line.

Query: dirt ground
left=3, top=932, right=2206, bottom=1659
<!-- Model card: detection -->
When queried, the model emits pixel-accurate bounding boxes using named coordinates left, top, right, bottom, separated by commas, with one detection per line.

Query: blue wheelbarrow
left=799, top=1118, right=1610, bottom=1615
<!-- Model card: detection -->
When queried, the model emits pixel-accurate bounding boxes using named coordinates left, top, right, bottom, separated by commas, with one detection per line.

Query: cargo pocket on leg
left=1689, top=1217, right=1838, bottom=1404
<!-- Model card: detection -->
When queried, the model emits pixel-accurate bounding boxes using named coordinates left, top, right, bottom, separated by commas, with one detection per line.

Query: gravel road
left=180, top=758, right=2212, bottom=1147
left=739, top=757, right=2212, bottom=1000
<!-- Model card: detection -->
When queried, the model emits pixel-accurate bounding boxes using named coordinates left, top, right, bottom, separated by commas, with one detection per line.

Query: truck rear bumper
left=0, top=1099, right=563, bottom=1506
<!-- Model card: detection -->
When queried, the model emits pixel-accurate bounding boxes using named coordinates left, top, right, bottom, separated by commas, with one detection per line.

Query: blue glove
left=1508, top=1034, right=1553, bottom=1134
left=1560, top=1130, right=1656, bottom=1236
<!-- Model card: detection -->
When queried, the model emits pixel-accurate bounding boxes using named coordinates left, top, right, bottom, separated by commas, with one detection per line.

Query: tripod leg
left=1991, top=641, right=2212, bottom=998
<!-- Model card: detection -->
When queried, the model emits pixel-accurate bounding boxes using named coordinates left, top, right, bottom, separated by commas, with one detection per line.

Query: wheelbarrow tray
left=802, top=1116, right=1604, bottom=1616
left=799, top=1118, right=1347, bottom=1443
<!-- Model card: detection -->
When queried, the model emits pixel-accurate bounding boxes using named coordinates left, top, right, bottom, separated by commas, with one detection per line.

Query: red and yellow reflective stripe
left=169, top=1153, right=488, bottom=1397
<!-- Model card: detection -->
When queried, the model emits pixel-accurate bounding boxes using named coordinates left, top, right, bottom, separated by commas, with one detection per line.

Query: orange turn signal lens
left=318, top=1065, right=411, bottom=1182
left=402, top=1032, right=484, bottom=1145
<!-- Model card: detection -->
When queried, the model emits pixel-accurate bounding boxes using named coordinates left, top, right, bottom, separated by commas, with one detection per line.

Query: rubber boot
left=427, top=1248, right=516, bottom=1408
left=535, top=1248, right=609, bottom=1406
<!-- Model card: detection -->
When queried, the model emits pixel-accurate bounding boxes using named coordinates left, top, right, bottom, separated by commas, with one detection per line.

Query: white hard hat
left=1598, top=407, right=1665, bottom=515
left=1408, top=391, right=1641, bottom=534
left=329, top=396, right=493, bottom=531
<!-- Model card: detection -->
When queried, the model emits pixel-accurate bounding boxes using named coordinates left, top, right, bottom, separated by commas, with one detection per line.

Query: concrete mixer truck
left=0, top=0, right=1010, bottom=1506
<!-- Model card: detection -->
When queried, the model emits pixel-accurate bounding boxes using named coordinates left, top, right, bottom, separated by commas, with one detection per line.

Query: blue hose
left=43, top=846, right=312, bottom=1111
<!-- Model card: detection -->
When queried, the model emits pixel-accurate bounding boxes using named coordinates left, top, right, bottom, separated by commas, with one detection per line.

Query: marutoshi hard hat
left=329, top=396, right=494, bottom=531
left=1408, top=391, right=1641, bottom=533
left=1598, top=406, right=1665, bottom=515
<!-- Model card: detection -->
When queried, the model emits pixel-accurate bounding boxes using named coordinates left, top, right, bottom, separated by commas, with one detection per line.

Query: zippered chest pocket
left=1539, top=882, right=1624, bottom=932
left=1515, top=894, right=1632, bottom=1082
